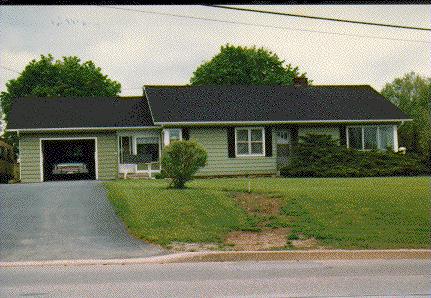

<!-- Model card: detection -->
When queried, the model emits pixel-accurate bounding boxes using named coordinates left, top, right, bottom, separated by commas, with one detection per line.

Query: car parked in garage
left=52, top=162, right=89, bottom=175
left=40, top=139, right=96, bottom=181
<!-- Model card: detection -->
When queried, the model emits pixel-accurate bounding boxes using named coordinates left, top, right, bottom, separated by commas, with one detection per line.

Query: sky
left=0, top=4, right=430, bottom=132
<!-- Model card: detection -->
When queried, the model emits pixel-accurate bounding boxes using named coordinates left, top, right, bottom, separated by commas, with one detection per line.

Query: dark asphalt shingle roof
left=7, top=96, right=154, bottom=130
left=145, top=85, right=410, bottom=124
left=8, top=85, right=410, bottom=130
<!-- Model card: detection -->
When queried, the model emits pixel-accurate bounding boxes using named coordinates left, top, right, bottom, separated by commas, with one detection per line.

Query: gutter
left=154, top=118, right=413, bottom=127
left=6, top=119, right=413, bottom=132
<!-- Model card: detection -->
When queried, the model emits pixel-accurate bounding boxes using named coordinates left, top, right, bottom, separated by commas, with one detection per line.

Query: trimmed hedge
left=280, top=134, right=430, bottom=178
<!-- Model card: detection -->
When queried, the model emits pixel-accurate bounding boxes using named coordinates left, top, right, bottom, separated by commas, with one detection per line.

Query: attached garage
left=41, top=138, right=97, bottom=181
left=7, top=96, right=154, bottom=183
left=17, top=132, right=118, bottom=183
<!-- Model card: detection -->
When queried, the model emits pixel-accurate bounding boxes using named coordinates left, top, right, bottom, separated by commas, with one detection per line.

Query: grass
left=104, top=179, right=253, bottom=245
left=104, top=176, right=431, bottom=249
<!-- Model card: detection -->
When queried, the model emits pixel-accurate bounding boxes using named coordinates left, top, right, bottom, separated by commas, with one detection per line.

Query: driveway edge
left=1, top=249, right=430, bottom=267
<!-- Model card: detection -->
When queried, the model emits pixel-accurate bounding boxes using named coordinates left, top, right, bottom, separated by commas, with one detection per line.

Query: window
left=235, top=127, right=265, bottom=156
left=136, top=137, right=159, bottom=162
left=276, top=130, right=290, bottom=144
left=348, top=127, right=362, bottom=149
left=378, top=126, right=393, bottom=150
left=364, top=127, right=378, bottom=150
left=164, top=129, right=182, bottom=146
left=276, top=130, right=291, bottom=162
left=347, top=125, right=394, bottom=151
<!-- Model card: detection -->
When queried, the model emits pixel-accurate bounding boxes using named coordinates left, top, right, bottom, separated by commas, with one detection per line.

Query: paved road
left=0, top=259, right=430, bottom=297
left=0, top=181, right=166, bottom=261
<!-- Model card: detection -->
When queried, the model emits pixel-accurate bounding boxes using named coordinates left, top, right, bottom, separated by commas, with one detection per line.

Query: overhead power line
left=0, top=65, right=21, bottom=74
left=98, top=6, right=430, bottom=44
left=208, top=5, right=431, bottom=32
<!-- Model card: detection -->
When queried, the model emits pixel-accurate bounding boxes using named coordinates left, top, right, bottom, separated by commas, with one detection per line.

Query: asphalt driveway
left=0, top=181, right=167, bottom=262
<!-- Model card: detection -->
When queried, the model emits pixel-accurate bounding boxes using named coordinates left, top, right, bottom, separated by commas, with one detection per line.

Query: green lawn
left=104, top=176, right=431, bottom=249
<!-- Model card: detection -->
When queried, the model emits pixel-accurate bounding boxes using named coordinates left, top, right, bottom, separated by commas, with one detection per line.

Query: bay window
left=378, top=126, right=393, bottom=149
left=235, top=127, right=265, bottom=156
left=364, top=126, right=378, bottom=150
left=347, top=125, right=396, bottom=151
left=136, top=137, right=160, bottom=163
left=348, top=127, right=362, bottom=149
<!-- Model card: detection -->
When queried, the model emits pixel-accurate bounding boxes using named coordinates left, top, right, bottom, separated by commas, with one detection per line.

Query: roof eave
left=154, top=118, right=413, bottom=126
left=7, top=126, right=160, bottom=133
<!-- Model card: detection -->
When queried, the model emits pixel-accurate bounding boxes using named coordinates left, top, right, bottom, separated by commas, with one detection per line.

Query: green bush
left=161, top=140, right=208, bottom=188
left=280, top=134, right=429, bottom=178
left=154, top=172, right=165, bottom=180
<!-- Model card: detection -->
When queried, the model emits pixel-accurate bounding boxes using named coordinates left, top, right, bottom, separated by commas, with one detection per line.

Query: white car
left=52, top=163, right=89, bottom=175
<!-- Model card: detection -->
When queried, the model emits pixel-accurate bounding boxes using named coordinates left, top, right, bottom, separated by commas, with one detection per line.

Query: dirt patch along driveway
left=0, top=181, right=166, bottom=262
left=225, top=228, right=290, bottom=251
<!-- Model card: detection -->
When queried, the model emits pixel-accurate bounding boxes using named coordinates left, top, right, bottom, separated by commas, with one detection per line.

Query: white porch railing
left=119, top=162, right=161, bottom=179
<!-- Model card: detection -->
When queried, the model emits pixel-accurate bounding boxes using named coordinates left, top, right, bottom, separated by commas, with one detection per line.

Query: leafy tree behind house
left=381, top=72, right=431, bottom=159
left=190, top=44, right=309, bottom=85
left=0, top=54, right=121, bottom=148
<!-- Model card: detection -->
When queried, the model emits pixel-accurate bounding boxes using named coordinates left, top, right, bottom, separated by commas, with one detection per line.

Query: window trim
left=133, top=135, right=162, bottom=173
left=163, top=128, right=182, bottom=146
left=234, top=127, right=266, bottom=157
left=346, top=125, right=397, bottom=151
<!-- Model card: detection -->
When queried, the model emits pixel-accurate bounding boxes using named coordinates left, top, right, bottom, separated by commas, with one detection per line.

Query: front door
left=276, top=129, right=291, bottom=169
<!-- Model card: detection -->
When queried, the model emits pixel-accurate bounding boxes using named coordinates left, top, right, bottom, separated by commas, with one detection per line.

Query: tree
left=0, top=54, right=121, bottom=148
left=381, top=72, right=431, bottom=159
left=190, top=44, right=308, bottom=85
left=161, top=140, right=208, bottom=189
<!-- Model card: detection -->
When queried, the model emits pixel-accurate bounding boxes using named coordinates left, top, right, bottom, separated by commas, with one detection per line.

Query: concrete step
left=118, top=172, right=151, bottom=179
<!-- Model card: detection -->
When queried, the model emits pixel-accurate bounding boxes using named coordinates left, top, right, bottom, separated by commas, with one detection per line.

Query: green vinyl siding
left=298, top=126, right=340, bottom=143
left=189, top=127, right=277, bottom=176
left=19, top=131, right=118, bottom=183
left=19, top=135, right=40, bottom=183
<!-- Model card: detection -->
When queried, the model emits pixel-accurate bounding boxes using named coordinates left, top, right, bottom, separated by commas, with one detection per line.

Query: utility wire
left=0, top=65, right=21, bottom=74
left=98, top=6, right=431, bottom=44
left=208, top=5, right=431, bottom=32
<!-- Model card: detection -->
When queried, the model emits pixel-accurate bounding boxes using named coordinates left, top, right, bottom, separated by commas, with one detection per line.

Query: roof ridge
left=144, top=84, right=373, bottom=88
left=15, top=95, right=145, bottom=100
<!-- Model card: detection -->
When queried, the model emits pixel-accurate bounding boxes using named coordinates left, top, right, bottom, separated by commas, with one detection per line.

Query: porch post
left=393, top=125, right=399, bottom=152
left=163, top=129, right=170, bottom=146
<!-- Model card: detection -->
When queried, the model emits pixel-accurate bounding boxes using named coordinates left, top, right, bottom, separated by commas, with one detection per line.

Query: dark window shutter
left=265, top=127, right=272, bottom=157
left=291, top=126, right=299, bottom=145
left=182, top=128, right=190, bottom=140
left=227, top=127, right=236, bottom=158
left=339, top=125, right=346, bottom=146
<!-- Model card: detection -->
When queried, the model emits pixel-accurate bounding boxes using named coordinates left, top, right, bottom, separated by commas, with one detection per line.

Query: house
left=7, top=82, right=410, bottom=183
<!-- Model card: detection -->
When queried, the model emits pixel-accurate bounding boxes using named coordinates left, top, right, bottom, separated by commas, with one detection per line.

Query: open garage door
left=42, top=139, right=96, bottom=181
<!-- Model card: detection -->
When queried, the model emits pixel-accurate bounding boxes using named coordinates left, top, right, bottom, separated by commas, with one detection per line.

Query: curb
left=0, top=249, right=430, bottom=268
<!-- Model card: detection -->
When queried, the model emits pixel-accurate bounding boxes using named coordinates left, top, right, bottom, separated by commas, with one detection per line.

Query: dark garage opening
left=42, top=139, right=96, bottom=181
